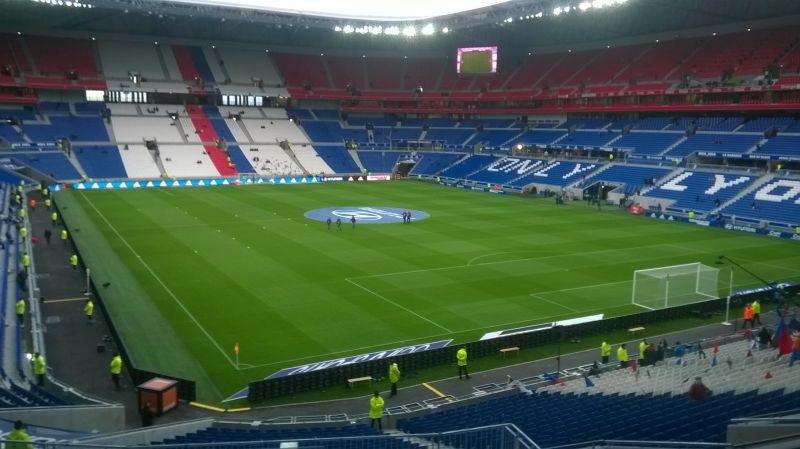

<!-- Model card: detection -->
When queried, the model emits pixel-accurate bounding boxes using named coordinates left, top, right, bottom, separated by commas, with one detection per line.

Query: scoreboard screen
left=457, top=46, right=498, bottom=75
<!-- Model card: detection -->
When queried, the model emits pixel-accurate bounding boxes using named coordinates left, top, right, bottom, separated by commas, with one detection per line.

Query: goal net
left=632, top=263, right=722, bottom=310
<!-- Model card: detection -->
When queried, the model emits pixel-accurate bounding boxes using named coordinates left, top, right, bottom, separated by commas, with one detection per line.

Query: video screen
left=457, top=46, right=498, bottom=75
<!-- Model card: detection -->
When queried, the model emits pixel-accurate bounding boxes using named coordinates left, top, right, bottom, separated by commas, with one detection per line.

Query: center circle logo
left=304, top=207, right=429, bottom=224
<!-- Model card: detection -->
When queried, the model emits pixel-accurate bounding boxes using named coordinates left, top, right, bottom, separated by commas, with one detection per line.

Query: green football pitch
left=55, top=181, right=800, bottom=402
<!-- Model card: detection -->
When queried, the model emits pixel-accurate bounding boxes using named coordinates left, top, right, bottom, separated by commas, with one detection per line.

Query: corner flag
left=235, top=342, right=240, bottom=355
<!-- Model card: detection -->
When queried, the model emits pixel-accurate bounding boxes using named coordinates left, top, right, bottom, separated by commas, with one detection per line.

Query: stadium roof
left=5, top=0, right=800, bottom=55
left=161, top=0, right=513, bottom=21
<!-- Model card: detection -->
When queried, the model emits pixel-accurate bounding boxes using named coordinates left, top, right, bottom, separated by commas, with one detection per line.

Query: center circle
left=304, top=207, right=430, bottom=224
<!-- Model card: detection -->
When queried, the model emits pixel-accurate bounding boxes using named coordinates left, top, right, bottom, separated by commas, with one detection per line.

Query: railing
left=547, top=440, right=727, bottom=449
left=1, top=423, right=539, bottom=449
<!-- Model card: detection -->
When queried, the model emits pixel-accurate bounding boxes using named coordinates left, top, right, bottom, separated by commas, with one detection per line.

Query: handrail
left=547, top=439, right=727, bottom=449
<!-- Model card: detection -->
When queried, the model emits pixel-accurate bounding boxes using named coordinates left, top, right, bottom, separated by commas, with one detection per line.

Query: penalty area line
left=344, top=278, right=452, bottom=333
left=528, top=293, right=579, bottom=312
left=78, top=191, right=238, bottom=369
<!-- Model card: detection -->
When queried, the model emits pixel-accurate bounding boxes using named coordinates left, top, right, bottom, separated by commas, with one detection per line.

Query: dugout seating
left=721, top=178, right=800, bottom=228
left=644, top=170, right=755, bottom=212
left=408, top=152, right=465, bottom=176
left=399, top=338, right=800, bottom=447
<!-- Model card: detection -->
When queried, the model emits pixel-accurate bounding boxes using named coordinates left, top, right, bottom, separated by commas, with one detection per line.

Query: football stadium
left=1, top=0, right=800, bottom=446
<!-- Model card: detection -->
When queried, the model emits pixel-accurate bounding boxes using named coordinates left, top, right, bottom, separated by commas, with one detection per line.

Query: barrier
left=248, top=285, right=800, bottom=402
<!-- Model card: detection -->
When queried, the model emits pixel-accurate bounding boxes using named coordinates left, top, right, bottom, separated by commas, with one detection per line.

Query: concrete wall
left=0, top=404, right=126, bottom=433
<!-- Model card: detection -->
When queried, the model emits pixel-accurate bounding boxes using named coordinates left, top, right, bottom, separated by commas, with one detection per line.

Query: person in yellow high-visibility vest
left=84, top=298, right=94, bottom=324
left=7, top=420, right=33, bottom=449
left=61, top=229, right=68, bottom=246
left=457, top=347, right=470, bottom=380
left=16, top=298, right=25, bottom=327
left=70, top=254, right=79, bottom=270
left=19, top=226, right=27, bottom=241
left=51, top=211, right=58, bottom=226
left=600, top=341, right=611, bottom=364
left=110, top=353, right=123, bottom=390
left=34, top=352, right=46, bottom=386
left=389, top=362, right=400, bottom=397
left=44, top=198, right=51, bottom=209
left=617, top=344, right=629, bottom=368
left=369, top=391, right=384, bottom=430
left=751, top=300, right=761, bottom=325
left=20, top=251, right=29, bottom=273
left=18, top=207, right=25, bottom=220
left=639, top=339, right=648, bottom=362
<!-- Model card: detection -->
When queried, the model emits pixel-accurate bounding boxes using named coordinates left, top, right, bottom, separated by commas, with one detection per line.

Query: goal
left=632, top=263, right=723, bottom=310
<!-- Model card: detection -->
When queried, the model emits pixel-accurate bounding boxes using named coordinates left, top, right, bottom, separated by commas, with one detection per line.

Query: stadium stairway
left=184, top=105, right=237, bottom=176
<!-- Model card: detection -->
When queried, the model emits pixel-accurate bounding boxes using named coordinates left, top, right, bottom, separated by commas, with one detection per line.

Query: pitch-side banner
left=223, top=339, right=452, bottom=402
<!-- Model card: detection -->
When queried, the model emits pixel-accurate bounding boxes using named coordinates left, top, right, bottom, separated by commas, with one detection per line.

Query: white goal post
left=632, top=262, right=731, bottom=311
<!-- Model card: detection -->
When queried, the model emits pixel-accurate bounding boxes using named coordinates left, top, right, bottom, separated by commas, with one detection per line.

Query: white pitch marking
left=466, top=252, right=511, bottom=266
left=351, top=242, right=694, bottom=281
left=78, top=191, right=237, bottom=368
left=344, top=278, right=452, bottom=333
left=529, top=293, right=579, bottom=312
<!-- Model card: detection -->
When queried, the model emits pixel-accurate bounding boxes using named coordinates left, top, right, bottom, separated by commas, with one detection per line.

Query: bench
left=347, top=376, right=373, bottom=388
left=500, top=347, right=520, bottom=358
left=628, top=326, right=645, bottom=336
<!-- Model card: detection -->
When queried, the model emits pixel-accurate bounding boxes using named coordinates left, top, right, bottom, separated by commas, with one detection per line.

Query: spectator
left=644, top=343, right=657, bottom=367
left=587, top=361, right=601, bottom=377
left=674, top=341, right=686, bottom=364
left=7, top=420, right=32, bottom=449
left=657, top=340, right=668, bottom=362
left=789, top=332, right=800, bottom=368
left=688, top=376, right=712, bottom=400
left=140, top=402, right=155, bottom=427
left=695, top=341, right=707, bottom=359
left=758, top=327, right=772, bottom=350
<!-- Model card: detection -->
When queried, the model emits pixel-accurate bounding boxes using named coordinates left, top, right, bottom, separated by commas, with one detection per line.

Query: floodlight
left=579, top=1, right=591, bottom=10
left=421, top=24, right=435, bottom=35
left=384, top=26, right=400, bottom=35
left=442, top=27, right=450, bottom=33
left=402, top=25, right=416, bottom=37
left=334, top=26, right=342, bottom=31
left=553, top=7, right=562, bottom=15
left=343, top=25, right=354, bottom=34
